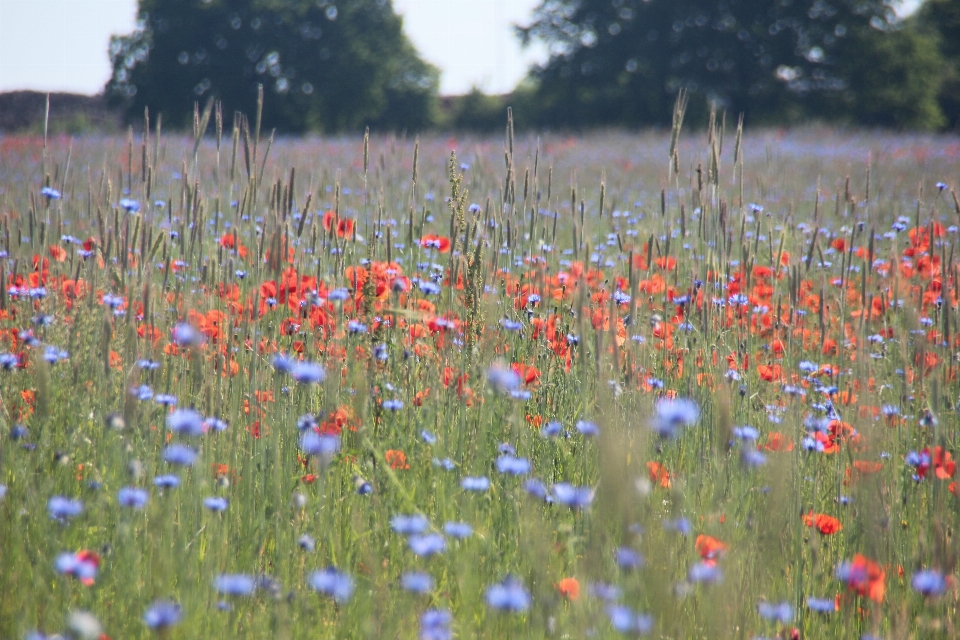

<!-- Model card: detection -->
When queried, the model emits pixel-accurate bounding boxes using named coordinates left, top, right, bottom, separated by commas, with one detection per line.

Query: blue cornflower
left=291, top=361, right=326, bottom=384
left=136, top=359, right=161, bottom=370
left=912, top=569, right=946, bottom=596
left=486, top=365, right=521, bottom=394
left=41, top=186, right=62, bottom=199
left=541, top=421, right=564, bottom=438
left=55, top=552, right=99, bottom=582
left=299, top=431, right=340, bottom=458
left=48, top=496, right=84, bottom=520
left=154, top=394, right=178, bottom=407
left=443, top=521, right=473, bottom=538
left=409, top=533, right=446, bottom=556
left=171, top=323, right=203, bottom=347
left=383, top=399, right=404, bottom=411
left=354, top=475, right=373, bottom=494
left=576, top=420, right=600, bottom=437
left=119, top=198, right=141, bottom=213
left=461, top=476, right=490, bottom=491
left=495, top=455, right=531, bottom=475
left=307, top=567, right=354, bottom=602
left=153, top=474, right=181, bottom=489
left=163, top=444, right=198, bottom=466
left=432, top=457, right=455, bottom=471
left=391, top=514, right=429, bottom=535
left=523, top=478, right=550, bottom=500
left=615, top=547, right=645, bottom=570
left=651, top=398, right=700, bottom=439
left=297, top=534, right=316, bottom=552
left=143, top=600, right=182, bottom=630
left=102, top=293, right=124, bottom=309
left=203, top=417, right=229, bottom=432
left=296, top=414, right=318, bottom=431
left=117, top=487, right=149, bottom=509
left=418, top=281, right=441, bottom=295
left=43, top=346, right=69, bottom=364
left=401, top=571, right=434, bottom=593
left=131, top=385, right=153, bottom=400
left=612, top=290, right=631, bottom=305
left=552, top=482, right=594, bottom=509
left=272, top=354, right=295, bottom=373
left=0, top=353, right=19, bottom=370
left=589, top=582, right=623, bottom=601
left=421, top=430, right=437, bottom=444
left=732, top=426, right=759, bottom=441
left=328, top=287, right=350, bottom=301
left=607, top=605, right=653, bottom=634
left=741, top=449, right=768, bottom=468
left=166, top=408, right=204, bottom=437
left=347, top=320, right=368, bottom=334
left=486, top=577, right=531, bottom=612
left=501, top=319, right=523, bottom=331
left=420, top=609, right=453, bottom=640
left=215, top=574, right=256, bottom=596
left=798, top=361, right=818, bottom=373
left=203, top=497, right=229, bottom=512
left=806, top=596, right=836, bottom=613
left=688, top=562, right=723, bottom=584
left=757, top=601, right=793, bottom=623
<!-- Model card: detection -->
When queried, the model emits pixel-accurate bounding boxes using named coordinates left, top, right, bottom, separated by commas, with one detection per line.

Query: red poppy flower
left=803, top=511, right=842, bottom=535
left=647, top=461, right=672, bottom=488
left=695, top=534, right=727, bottom=562
left=385, top=449, right=410, bottom=470
left=510, top=363, right=541, bottom=386
left=419, top=234, right=451, bottom=253
left=838, top=554, right=885, bottom=603
left=322, top=210, right=355, bottom=238
left=555, top=577, right=580, bottom=601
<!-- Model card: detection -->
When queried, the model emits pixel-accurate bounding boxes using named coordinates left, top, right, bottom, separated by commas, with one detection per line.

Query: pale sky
left=0, top=0, right=546, bottom=96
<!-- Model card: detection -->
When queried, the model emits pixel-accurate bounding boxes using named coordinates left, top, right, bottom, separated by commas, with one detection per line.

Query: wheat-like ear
left=668, top=88, right=688, bottom=178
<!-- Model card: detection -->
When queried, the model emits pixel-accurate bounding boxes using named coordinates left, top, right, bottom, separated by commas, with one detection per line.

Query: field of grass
left=1, top=113, right=960, bottom=639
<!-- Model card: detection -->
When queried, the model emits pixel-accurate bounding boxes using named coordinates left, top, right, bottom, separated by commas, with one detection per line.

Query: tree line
left=107, top=0, right=960, bottom=132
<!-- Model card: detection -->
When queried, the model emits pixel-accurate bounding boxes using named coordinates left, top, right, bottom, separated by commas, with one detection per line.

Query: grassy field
left=1, top=113, right=960, bottom=639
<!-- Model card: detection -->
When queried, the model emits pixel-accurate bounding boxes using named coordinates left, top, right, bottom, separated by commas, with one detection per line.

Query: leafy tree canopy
left=106, top=0, right=440, bottom=133
left=518, top=0, right=945, bottom=129
left=915, top=0, right=960, bottom=129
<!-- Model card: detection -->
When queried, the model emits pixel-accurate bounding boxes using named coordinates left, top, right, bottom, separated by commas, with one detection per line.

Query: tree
left=831, top=22, right=945, bottom=129
left=518, top=0, right=944, bottom=128
left=106, top=0, right=440, bottom=133
left=915, top=0, right=960, bottom=129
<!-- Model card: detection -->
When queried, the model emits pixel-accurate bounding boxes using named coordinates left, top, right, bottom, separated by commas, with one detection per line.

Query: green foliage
left=518, top=0, right=947, bottom=129
left=444, top=88, right=509, bottom=132
left=831, top=23, right=945, bottom=130
left=106, top=0, right=440, bottom=133
left=916, top=0, right=960, bottom=130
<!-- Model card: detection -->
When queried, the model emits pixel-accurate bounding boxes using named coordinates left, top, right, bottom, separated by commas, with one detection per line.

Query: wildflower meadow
left=1, top=104, right=960, bottom=639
